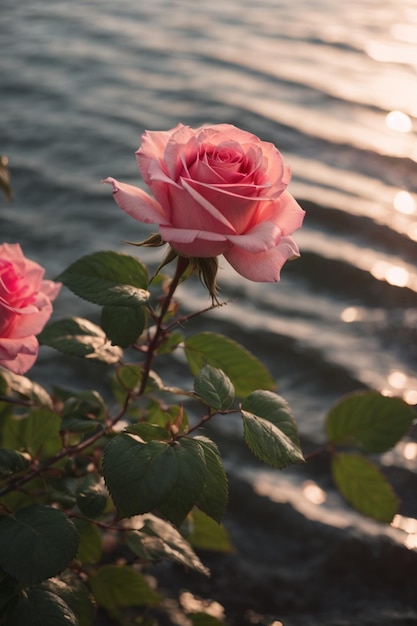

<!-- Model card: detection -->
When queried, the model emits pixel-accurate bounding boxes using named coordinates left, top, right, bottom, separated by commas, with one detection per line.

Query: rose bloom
left=105, top=123, right=305, bottom=282
left=0, top=243, right=61, bottom=375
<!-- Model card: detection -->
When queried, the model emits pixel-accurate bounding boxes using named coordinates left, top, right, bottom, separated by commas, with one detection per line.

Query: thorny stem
left=138, top=255, right=190, bottom=396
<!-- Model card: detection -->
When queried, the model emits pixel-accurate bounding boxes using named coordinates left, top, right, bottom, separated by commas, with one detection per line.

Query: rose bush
left=0, top=243, right=60, bottom=374
left=105, top=123, right=305, bottom=282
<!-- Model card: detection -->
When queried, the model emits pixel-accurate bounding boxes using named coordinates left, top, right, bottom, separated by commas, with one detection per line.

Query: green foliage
left=74, top=519, right=103, bottom=563
left=188, top=509, right=232, bottom=553
left=0, top=505, right=79, bottom=586
left=324, top=390, right=415, bottom=521
left=184, top=332, right=275, bottom=397
left=126, top=514, right=209, bottom=575
left=241, top=391, right=304, bottom=468
left=2, top=409, right=61, bottom=459
left=39, top=317, right=123, bottom=364
left=331, top=453, right=399, bottom=522
left=101, top=304, right=146, bottom=347
left=4, top=587, right=78, bottom=626
left=75, top=473, right=108, bottom=518
left=194, top=364, right=235, bottom=410
left=326, top=391, right=415, bottom=453
left=1, top=246, right=413, bottom=626
left=103, top=433, right=226, bottom=527
left=0, top=449, right=29, bottom=477
left=88, top=565, right=160, bottom=612
left=56, top=251, right=150, bottom=307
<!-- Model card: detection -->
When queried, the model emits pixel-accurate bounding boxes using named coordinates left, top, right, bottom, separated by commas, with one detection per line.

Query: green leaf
left=146, top=403, right=189, bottom=433
left=56, top=251, right=150, bottom=307
left=194, top=365, right=234, bottom=410
left=0, top=370, right=53, bottom=409
left=332, top=453, right=399, bottom=522
left=0, top=505, right=79, bottom=586
left=5, top=588, right=78, bottom=626
left=60, top=390, right=106, bottom=434
left=101, top=304, right=146, bottom=348
left=89, top=565, right=159, bottom=612
left=2, top=409, right=61, bottom=459
left=193, top=437, right=228, bottom=523
left=103, top=435, right=208, bottom=526
left=76, top=473, right=108, bottom=519
left=184, top=332, right=275, bottom=397
left=126, top=423, right=170, bottom=442
left=103, top=435, right=177, bottom=518
left=43, top=571, right=96, bottom=626
left=39, top=317, right=122, bottom=364
left=0, top=576, right=19, bottom=614
left=157, top=330, right=184, bottom=355
left=325, top=391, right=416, bottom=453
left=126, top=514, right=209, bottom=576
left=0, top=449, right=29, bottom=477
left=188, top=509, right=232, bottom=553
left=74, top=520, right=103, bottom=564
left=241, top=391, right=304, bottom=469
left=157, top=438, right=207, bottom=527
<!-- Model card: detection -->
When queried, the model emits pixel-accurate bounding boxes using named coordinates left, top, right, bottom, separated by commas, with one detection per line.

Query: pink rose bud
left=104, top=123, right=305, bottom=282
left=0, top=243, right=61, bottom=375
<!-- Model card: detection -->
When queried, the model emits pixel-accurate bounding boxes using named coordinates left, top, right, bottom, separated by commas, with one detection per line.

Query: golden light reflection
left=392, top=514, right=417, bottom=550
left=388, top=370, right=408, bottom=389
left=371, top=261, right=409, bottom=287
left=385, top=110, right=413, bottom=133
left=341, top=306, right=362, bottom=323
left=403, top=442, right=417, bottom=461
left=366, top=41, right=417, bottom=66
left=409, top=224, right=417, bottom=242
left=302, top=480, right=326, bottom=505
left=404, top=389, right=417, bottom=405
left=394, top=190, right=416, bottom=215
left=180, top=591, right=225, bottom=620
left=391, top=24, right=417, bottom=45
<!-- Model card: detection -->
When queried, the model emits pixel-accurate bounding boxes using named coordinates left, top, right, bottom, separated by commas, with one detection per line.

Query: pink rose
left=0, top=243, right=61, bottom=375
left=105, top=123, right=304, bottom=282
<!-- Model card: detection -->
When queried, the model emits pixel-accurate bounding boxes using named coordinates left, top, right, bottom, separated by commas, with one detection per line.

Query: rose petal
left=0, top=336, right=38, bottom=375
left=136, top=125, right=183, bottom=184
left=258, top=192, right=305, bottom=236
left=224, top=236, right=300, bottom=282
left=226, top=221, right=281, bottom=253
left=159, top=226, right=228, bottom=257
left=103, top=177, right=170, bottom=225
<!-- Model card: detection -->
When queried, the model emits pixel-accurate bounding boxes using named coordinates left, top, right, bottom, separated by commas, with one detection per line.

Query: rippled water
left=2, top=0, right=417, bottom=550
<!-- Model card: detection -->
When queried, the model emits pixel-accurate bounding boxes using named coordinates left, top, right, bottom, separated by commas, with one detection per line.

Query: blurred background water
left=1, top=0, right=417, bottom=556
